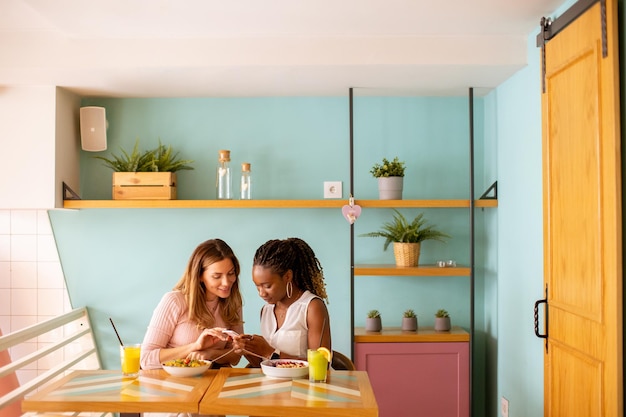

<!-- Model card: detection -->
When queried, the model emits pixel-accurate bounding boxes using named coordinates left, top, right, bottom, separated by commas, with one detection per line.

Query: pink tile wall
left=0, top=209, right=73, bottom=384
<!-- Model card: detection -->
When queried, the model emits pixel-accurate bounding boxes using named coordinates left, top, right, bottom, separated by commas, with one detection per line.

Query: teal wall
left=490, top=35, right=544, bottom=416
left=49, top=94, right=492, bottom=413
left=490, top=0, right=576, bottom=415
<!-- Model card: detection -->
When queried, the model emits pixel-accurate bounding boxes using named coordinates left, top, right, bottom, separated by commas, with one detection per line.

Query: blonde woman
left=141, top=239, right=243, bottom=369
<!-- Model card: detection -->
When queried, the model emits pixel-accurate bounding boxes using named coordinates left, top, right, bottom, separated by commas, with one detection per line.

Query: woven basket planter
left=393, top=242, right=421, bottom=267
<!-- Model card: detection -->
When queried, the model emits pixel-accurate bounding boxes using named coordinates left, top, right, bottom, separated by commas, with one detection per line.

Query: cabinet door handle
left=534, top=285, right=549, bottom=352
left=534, top=298, right=548, bottom=339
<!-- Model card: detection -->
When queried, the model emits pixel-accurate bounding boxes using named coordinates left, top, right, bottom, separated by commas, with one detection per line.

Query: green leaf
left=93, top=138, right=194, bottom=172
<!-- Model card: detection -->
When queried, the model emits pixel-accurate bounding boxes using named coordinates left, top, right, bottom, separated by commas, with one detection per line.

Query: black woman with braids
left=232, top=237, right=331, bottom=367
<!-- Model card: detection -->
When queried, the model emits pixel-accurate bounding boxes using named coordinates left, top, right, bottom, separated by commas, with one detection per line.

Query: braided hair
left=253, top=238, right=328, bottom=301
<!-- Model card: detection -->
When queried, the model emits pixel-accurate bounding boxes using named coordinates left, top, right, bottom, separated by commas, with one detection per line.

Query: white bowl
left=260, top=359, right=308, bottom=379
left=161, top=359, right=212, bottom=377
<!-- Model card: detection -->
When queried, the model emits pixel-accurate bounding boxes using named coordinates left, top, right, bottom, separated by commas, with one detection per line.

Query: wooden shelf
left=62, top=199, right=497, bottom=209
left=355, top=199, right=497, bottom=208
left=354, top=264, right=470, bottom=276
left=354, top=326, right=469, bottom=343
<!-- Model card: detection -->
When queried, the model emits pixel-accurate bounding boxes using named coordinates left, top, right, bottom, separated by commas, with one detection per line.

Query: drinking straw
left=109, top=317, right=124, bottom=346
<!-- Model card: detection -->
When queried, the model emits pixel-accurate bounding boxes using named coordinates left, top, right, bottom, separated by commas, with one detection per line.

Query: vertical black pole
left=349, top=88, right=355, bottom=361
left=468, top=87, right=475, bottom=416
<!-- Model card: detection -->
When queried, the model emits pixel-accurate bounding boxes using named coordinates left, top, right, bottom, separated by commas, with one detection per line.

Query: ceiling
left=0, top=0, right=564, bottom=97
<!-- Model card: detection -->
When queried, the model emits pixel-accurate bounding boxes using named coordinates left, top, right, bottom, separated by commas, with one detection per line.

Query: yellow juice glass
left=307, top=349, right=328, bottom=383
left=120, top=344, right=141, bottom=378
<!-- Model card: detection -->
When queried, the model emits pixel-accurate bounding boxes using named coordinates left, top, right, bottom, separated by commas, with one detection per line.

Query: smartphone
left=222, top=329, right=239, bottom=338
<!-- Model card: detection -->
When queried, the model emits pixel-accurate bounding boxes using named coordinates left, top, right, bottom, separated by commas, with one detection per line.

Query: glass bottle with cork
left=216, top=150, right=232, bottom=199
left=240, top=162, right=252, bottom=200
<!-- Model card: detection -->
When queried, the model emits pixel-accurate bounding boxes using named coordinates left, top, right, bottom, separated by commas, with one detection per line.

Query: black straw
left=109, top=317, right=124, bottom=346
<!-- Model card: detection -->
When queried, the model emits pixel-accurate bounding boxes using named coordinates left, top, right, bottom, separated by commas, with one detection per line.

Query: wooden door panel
left=549, top=341, right=602, bottom=417
left=542, top=0, right=621, bottom=416
left=550, top=309, right=603, bottom=358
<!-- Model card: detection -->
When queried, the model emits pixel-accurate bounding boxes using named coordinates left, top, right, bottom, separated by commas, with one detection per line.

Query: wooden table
left=22, top=368, right=378, bottom=417
left=21, top=369, right=215, bottom=415
left=199, top=368, right=378, bottom=417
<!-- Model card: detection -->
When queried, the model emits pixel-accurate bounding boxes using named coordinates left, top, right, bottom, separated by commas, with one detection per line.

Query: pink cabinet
left=354, top=327, right=469, bottom=417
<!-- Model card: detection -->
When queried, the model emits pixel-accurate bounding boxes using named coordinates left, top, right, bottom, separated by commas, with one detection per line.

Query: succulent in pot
left=365, top=309, right=382, bottom=332
left=434, top=309, right=451, bottom=332
left=402, top=309, right=418, bottom=332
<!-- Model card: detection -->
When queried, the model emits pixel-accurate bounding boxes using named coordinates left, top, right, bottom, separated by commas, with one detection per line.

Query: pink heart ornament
left=342, top=204, right=362, bottom=224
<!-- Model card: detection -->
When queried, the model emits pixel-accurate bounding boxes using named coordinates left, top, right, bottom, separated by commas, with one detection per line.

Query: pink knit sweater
left=140, top=290, right=243, bottom=369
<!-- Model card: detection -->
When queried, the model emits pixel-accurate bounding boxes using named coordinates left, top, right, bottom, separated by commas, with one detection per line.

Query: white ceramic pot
left=377, top=177, right=403, bottom=200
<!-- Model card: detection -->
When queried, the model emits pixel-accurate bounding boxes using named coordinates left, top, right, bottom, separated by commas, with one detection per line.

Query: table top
left=199, top=368, right=378, bottom=417
left=21, top=369, right=215, bottom=414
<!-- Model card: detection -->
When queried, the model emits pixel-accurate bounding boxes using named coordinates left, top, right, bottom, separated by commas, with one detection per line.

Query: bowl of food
left=260, top=359, right=308, bottom=379
left=162, top=358, right=212, bottom=377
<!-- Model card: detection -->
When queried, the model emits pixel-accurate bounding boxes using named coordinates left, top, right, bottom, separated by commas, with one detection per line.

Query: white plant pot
left=377, top=177, right=404, bottom=200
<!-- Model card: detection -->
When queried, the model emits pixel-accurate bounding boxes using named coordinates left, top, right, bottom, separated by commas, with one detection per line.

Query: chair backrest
left=331, top=350, right=355, bottom=370
left=0, top=307, right=101, bottom=413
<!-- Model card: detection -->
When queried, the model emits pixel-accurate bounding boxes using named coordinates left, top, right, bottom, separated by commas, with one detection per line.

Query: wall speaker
left=80, top=106, right=107, bottom=152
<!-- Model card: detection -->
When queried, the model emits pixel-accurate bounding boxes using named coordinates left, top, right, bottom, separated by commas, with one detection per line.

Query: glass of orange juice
left=120, top=344, right=141, bottom=378
left=307, top=348, right=330, bottom=383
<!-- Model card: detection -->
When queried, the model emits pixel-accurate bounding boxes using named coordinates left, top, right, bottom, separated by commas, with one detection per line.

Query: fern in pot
left=360, top=209, right=449, bottom=267
left=95, top=139, right=194, bottom=200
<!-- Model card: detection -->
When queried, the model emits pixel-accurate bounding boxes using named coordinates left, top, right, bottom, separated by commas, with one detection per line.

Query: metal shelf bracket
left=479, top=181, right=497, bottom=200
left=63, top=182, right=82, bottom=200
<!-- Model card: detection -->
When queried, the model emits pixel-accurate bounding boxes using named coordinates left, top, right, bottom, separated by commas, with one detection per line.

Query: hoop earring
left=286, top=281, right=293, bottom=298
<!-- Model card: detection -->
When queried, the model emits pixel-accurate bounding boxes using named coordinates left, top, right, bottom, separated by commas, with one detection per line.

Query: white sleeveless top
left=260, top=290, right=320, bottom=358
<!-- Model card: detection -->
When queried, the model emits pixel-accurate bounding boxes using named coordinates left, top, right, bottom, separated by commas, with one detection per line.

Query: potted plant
left=402, top=309, right=418, bottom=332
left=370, top=156, right=405, bottom=200
left=360, top=209, right=450, bottom=266
left=95, top=139, right=194, bottom=200
left=365, top=309, right=382, bottom=332
left=434, top=309, right=451, bottom=331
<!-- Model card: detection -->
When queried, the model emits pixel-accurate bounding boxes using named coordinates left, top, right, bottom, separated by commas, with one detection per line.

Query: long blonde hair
left=173, top=239, right=243, bottom=328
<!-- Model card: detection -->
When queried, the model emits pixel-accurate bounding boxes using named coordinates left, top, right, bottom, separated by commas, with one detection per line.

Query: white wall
left=54, top=88, right=81, bottom=208
left=0, top=85, right=80, bottom=385
left=0, top=85, right=57, bottom=209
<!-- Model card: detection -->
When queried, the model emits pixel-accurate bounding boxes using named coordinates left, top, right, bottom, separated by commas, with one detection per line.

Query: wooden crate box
left=112, top=172, right=177, bottom=200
